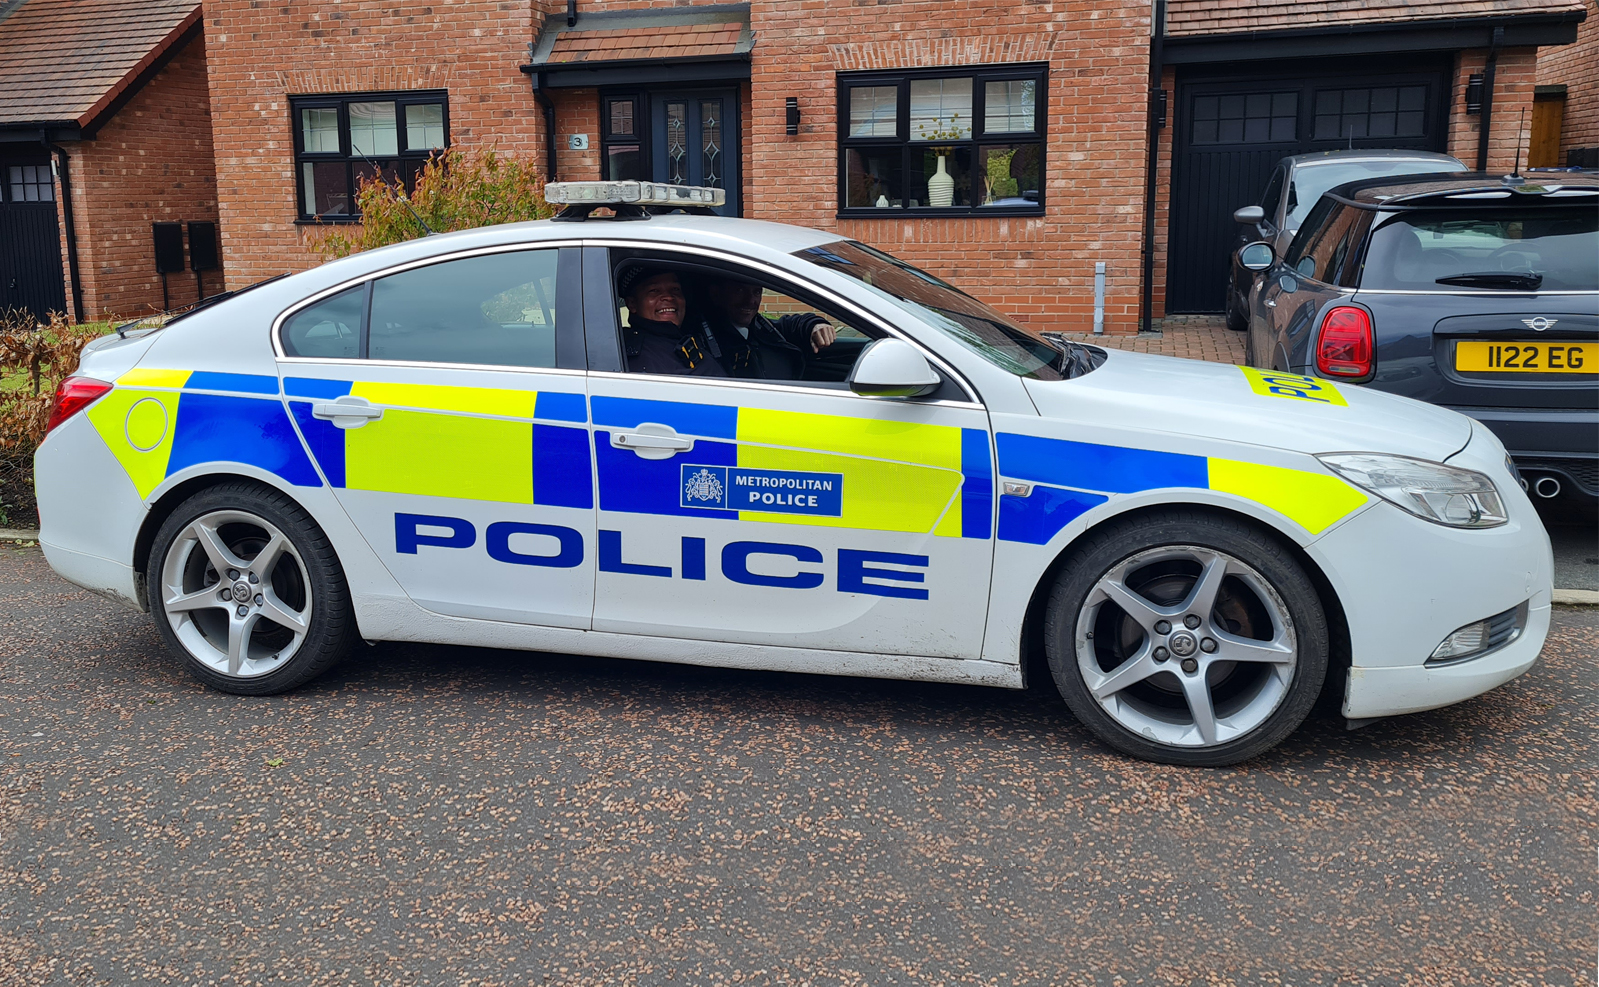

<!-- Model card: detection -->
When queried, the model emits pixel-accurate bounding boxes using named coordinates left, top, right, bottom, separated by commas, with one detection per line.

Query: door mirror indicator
left=1233, top=205, right=1265, bottom=225
left=1238, top=242, right=1275, bottom=272
left=847, top=338, right=941, bottom=398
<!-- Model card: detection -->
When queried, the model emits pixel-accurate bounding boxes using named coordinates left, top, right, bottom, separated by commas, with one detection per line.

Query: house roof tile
left=1167, top=0, right=1589, bottom=37
left=0, top=0, right=201, bottom=129
left=528, top=4, right=753, bottom=70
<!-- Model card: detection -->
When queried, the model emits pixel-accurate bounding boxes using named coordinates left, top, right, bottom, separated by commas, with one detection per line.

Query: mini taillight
left=46, top=376, right=113, bottom=434
left=1316, top=306, right=1373, bottom=377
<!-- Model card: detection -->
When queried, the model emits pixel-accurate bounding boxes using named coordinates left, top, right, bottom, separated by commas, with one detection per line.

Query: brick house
left=0, top=0, right=224, bottom=322
left=1534, top=0, right=1598, bottom=166
left=6, top=0, right=1591, bottom=328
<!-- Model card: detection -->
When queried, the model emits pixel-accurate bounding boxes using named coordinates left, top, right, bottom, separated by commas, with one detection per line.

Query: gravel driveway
left=2, top=543, right=1593, bottom=986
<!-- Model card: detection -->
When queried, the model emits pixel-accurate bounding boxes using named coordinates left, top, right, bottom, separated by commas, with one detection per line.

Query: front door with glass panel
left=652, top=92, right=738, bottom=216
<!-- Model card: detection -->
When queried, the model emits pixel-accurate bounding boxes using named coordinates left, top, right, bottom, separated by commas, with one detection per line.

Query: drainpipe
left=532, top=70, right=559, bottom=183
left=1476, top=24, right=1503, bottom=172
left=1139, top=0, right=1166, bottom=333
left=42, top=132, right=84, bottom=323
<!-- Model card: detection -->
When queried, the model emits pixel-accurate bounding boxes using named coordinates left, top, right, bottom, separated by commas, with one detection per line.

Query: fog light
left=1430, top=620, right=1490, bottom=660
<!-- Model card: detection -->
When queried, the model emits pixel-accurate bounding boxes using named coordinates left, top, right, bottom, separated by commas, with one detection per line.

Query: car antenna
left=1504, top=108, right=1527, bottom=185
left=350, top=141, right=437, bottom=236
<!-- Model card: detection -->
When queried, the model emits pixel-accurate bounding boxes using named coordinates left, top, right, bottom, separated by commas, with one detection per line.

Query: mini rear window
left=1359, top=207, right=1599, bottom=292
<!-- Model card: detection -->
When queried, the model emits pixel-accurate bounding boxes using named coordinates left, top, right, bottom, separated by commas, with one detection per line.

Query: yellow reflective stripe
left=345, top=409, right=533, bottom=502
left=350, top=381, right=540, bottom=418
left=933, top=493, right=963, bottom=538
left=1207, top=458, right=1368, bottom=534
left=1238, top=367, right=1348, bottom=407
left=736, top=408, right=962, bottom=469
left=734, top=410, right=963, bottom=534
left=85, top=389, right=179, bottom=498
left=116, top=368, right=191, bottom=389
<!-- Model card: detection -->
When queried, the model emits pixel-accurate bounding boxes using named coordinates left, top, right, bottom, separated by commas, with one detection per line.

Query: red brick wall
left=205, top=0, right=550, bottom=289
left=57, top=33, right=223, bottom=320
left=1150, top=64, right=1176, bottom=322
left=748, top=9, right=1154, bottom=333
left=1536, top=0, right=1599, bottom=155
left=552, top=88, right=600, bottom=181
left=1447, top=46, right=1540, bottom=172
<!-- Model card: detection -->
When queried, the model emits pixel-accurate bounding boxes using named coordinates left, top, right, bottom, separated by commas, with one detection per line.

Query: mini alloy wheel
left=1046, top=513, right=1328, bottom=765
left=149, top=483, right=352, bottom=694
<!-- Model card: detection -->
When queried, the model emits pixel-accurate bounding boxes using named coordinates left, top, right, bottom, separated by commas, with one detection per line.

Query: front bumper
left=1304, top=444, right=1552, bottom=718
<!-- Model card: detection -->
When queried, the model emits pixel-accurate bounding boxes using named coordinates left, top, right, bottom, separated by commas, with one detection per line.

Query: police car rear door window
left=369, top=249, right=562, bottom=367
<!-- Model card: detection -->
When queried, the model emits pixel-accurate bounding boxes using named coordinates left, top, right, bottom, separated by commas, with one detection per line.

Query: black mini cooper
left=1239, top=172, right=1599, bottom=514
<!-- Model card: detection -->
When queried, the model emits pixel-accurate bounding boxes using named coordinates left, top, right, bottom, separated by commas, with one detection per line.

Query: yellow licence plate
left=1456, top=341, right=1597, bottom=374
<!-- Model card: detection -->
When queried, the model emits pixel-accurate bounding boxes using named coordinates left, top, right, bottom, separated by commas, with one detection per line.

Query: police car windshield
left=795, top=241, right=1068, bottom=380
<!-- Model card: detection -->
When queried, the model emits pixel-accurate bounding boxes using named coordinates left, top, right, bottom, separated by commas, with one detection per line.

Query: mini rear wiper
left=1435, top=272, right=1543, bottom=291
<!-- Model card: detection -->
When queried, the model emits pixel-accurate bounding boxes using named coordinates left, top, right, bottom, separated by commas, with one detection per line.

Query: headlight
left=1318, top=453, right=1508, bottom=528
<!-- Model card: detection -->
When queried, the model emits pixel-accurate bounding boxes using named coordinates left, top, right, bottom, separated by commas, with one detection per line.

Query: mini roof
left=1325, top=172, right=1599, bottom=207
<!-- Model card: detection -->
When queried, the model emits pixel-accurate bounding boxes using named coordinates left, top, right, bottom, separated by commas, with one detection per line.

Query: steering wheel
left=1485, top=244, right=1539, bottom=272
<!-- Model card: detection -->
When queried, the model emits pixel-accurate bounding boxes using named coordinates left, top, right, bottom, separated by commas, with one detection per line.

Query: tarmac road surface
left=1, top=543, right=1594, bottom=986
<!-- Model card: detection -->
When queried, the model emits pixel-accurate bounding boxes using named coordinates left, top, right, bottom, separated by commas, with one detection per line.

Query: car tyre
left=1225, top=294, right=1248, bottom=333
left=147, top=481, right=354, bottom=695
left=1043, top=510, right=1328, bottom=766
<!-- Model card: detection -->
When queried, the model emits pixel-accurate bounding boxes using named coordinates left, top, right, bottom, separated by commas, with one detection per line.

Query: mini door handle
left=312, top=396, right=383, bottom=429
left=1265, top=298, right=1277, bottom=308
left=612, top=423, right=694, bottom=460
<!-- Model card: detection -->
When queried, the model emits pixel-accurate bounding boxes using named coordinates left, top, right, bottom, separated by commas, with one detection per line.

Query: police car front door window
left=794, top=240, right=1070, bottom=381
left=368, top=249, right=561, bottom=368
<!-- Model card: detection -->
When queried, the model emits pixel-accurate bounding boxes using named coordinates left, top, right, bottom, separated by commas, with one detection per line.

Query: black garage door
left=1166, top=58, right=1451, bottom=314
left=0, top=149, right=67, bottom=321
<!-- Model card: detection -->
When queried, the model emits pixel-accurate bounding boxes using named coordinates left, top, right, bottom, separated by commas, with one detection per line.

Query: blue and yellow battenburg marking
left=590, top=396, right=992, bottom=539
left=281, top=378, right=592, bottom=509
left=87, top=369, right=318, bottom=498
left=1238, top=366, right=1347, bottom=406
left=995, top=434, right=1368, bottom=544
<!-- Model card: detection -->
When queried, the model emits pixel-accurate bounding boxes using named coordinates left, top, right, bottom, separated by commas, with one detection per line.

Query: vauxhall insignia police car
left=34, top=182, right=1553, bottom=766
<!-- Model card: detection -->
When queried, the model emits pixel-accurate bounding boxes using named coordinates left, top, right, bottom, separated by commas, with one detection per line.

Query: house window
left=602, top=95, right=645, bottom=181
left=290, top=91, right=449, bottom=221
left=838, top=66, right=1045, bottom=215
left=6, top=164, right=53, bottom=202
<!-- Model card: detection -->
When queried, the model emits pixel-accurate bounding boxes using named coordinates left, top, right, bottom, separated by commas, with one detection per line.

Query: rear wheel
left=147, top=482, right=353, bottom=694
left=1044, top=511, right=1328, bottom=766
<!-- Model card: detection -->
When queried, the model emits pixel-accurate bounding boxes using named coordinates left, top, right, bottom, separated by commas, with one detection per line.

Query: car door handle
left=312, top=396, right=384, bottom=429
left=611, top=423, right=694, bottom=460
left=1265, top=298, right=1277, bottom=308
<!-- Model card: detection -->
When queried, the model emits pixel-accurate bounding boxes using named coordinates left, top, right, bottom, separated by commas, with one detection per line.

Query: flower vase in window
left=916, top=118, right=964, bottom=207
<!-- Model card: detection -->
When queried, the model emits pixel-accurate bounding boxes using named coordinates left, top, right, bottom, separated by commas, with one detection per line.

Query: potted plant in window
left=983, top=148, right=1019, bottom=206
left=916, top=117, right=965, bottom=208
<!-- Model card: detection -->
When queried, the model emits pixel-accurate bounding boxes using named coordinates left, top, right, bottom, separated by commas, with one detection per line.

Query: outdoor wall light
left=1465, top=74, right=1484, bottom=115
left=786, top=97, right=800, bottom=136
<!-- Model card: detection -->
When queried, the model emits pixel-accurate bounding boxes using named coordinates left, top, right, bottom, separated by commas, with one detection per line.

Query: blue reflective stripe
left=283, top=377, right=353, bottom=399
left=595, top=433, right=737, bottom=519
left=535, top=390, right=588, bottom=423
left=996, top=433, right=1207, bottom=495
left=960, top=427, right=993, bottom=540
left=169, top=393, right=321, bottom=487
left=532, top=423, right=593, bottom=509
left=591, top=396, right=737, bottom=439
left=998, top=486, right=1106, bottom=545
left=185, top=371, right=280, bottom=395
left=289, top=401, right=346, bottom=487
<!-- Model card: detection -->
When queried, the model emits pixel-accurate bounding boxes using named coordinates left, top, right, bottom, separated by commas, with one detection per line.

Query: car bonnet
left=1022, top=348, right=1474, bottom=462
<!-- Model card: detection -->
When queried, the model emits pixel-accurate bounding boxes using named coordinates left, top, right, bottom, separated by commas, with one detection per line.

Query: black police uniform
left=622, top=316, right=729, bottom=377
left=698, top=310, right=828, bottom=380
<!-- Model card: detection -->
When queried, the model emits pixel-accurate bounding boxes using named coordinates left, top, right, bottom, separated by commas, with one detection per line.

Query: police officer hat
left=616, top=264, right=679, bottom=301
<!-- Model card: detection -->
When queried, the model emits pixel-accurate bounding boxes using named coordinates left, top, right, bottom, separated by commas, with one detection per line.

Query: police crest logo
left=683, top=467, right=725, bottom=506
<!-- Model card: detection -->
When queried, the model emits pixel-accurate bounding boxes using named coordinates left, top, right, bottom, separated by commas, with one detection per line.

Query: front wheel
left=1043, top=512, right=1328, bottom=766
left=147, top=482, right=354, bottom=694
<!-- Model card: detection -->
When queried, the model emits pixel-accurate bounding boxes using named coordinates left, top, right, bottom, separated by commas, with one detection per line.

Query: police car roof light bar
left=545, top=181, right=726, bottom=221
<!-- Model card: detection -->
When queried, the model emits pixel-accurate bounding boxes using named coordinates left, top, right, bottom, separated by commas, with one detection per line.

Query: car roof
left=1322, top=171, right=1599, bottom=208
left=1283, top=149, right=1465, bottom=169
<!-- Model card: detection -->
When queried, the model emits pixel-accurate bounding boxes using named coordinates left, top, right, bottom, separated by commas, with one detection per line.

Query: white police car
left=34, top=182, right=1552, bottom=765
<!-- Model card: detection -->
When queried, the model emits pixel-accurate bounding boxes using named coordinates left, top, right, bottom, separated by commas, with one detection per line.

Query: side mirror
left=1233, top=205, right=1265, bottom=225
left=847, top=338, right=941, bottom=398
left=1237, top=241, right=1275, bottom=272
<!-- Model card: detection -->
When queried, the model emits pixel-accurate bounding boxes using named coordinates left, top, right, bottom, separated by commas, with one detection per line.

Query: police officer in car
left=618, top=266, right=728, bottom=377
left=695, top=276, right=838, bottom=380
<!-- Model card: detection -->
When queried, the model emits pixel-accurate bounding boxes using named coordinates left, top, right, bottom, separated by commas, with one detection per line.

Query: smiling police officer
left=618, top=266, right=728, bottom=377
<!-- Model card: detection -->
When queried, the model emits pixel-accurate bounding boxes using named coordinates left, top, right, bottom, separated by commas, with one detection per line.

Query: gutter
left=42, top=133, right=84, bottom=322
left=1477, top=25, right=1504, bottom=173
left=519, top=64, right=560, bottom=183
left=1139, top=0, right=1166, bottom=333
